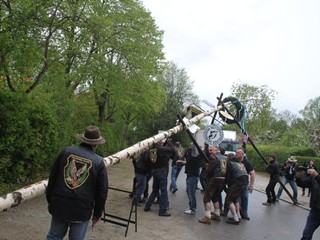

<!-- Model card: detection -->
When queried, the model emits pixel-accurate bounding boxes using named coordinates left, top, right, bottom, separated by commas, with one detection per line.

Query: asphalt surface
left=166, top=168, right=319, bottom=240
left=0, top=161, right=319, bottom=240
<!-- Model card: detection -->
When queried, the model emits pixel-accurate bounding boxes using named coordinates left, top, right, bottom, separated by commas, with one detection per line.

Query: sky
left=141, top=0, right=320, bottom=115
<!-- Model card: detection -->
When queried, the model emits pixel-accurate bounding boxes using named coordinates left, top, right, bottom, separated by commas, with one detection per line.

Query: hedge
left=245, top=145, right=319, bottom=172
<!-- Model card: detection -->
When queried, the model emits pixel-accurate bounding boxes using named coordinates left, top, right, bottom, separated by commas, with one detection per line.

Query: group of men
left=130, top=136, right=256, bottom=226
left=263, top=154, right=320, bottom=240
left=195, top=145, right=255, bottom=225
left=44, top=125, right=320, bottom=240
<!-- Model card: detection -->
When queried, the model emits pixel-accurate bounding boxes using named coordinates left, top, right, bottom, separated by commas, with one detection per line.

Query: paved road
left=0, top=160, right=319, bottom=240
left=167, top=168, right=319, bottom=240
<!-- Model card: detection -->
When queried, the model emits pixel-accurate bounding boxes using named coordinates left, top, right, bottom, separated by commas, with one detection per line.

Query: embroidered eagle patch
left=64, top=154, right=92, bottom=189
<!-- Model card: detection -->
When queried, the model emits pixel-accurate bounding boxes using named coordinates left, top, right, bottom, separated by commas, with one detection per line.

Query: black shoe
left=172, top=188, right=178, bottom=193
left=226, top=218, right=239, bottom=225
left=159, top=211, right=171, bottom=217
left=144, top=206, right=151, bottom=212
left=242, top=213, right=250, bottom=220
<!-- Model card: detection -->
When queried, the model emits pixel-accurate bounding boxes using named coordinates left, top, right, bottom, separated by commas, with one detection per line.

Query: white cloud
left=142, top=0, right=320, bottom=114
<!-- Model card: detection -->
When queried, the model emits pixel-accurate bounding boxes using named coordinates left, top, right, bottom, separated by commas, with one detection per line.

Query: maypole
left=0, top=105, right=224, bottom=213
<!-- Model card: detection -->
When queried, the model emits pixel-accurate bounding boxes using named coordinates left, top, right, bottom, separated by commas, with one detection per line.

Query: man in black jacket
left=262, top=153, right=280, bottom=206
left=144, top=142, right=176, bottom=216
left=46, top=126, right=108, bottom=240
left=296, top=168, right=320, bottom=240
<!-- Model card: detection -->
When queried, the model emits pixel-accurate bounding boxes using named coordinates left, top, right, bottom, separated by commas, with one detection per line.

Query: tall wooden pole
left=0, top=105, right=224, bottom=213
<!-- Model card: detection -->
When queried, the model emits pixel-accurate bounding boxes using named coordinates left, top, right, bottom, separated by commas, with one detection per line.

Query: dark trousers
left=145, top=174, right=169, bottom=214
left=266, top=178, right=278, bottom=203
left=301, top=207, right=320, bottom=240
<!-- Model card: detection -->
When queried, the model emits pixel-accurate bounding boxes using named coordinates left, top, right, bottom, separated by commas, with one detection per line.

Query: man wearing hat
left=262, top=154, right=280, bottom=206
left=46, top=125, right=108, bottom=240
left=276, top=156, right=299, bottom=203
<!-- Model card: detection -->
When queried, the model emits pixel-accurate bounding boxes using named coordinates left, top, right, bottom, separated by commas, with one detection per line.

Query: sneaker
left=211, top=212, right=221, bottom=222
left=198, top=216, right=211, bottom=225
left=226, top=218, right=240, bottom=225
left=158, top=211, right=171, bottom=217
left=184, top=209, right=195, bottom=215
left=262, top=202, right=271, bottom=206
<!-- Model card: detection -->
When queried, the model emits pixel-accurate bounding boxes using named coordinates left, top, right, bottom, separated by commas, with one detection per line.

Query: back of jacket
left=46, top=144, right=108, bottom=222
left=206, top=155, right=224, bottom=179
left=225, top=157, right=248, bottom=186
left=296, top=175, right=320, bottom=210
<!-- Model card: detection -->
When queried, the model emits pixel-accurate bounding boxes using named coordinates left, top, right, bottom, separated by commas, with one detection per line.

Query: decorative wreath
left=219, top=96, right=245, bottom=124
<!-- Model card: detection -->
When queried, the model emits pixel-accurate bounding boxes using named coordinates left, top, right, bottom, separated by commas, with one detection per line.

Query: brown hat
left=288, top=156, right=297, bottom=163
left=76, top=125, right=105, bottom=145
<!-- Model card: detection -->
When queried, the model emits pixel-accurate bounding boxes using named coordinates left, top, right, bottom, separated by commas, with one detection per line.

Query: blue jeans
left=170, top=165, right=182, bottom=190
left=276, top=176, right=298, bottom=201
left=186, top=176, right=198, bottom=212
left=134, top=173, right=147, bottom=201
left=46, top=216, right=90, bottom=240
left=146, top=175, right=169, bottom=213
left=240, top=185, right=249, bottom=215
left=301, top=208, right=320, bottom=240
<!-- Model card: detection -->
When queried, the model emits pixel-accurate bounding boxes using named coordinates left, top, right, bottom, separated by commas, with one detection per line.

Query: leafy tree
left=229, top=82, right=276, bottom=143
left=299, top=96, right=320, bottom=153
left=144, top=61, right=200, bottom=146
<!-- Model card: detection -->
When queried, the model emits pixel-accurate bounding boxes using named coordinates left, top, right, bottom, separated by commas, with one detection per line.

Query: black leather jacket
left=296, top=175, right=320, bottom=210
left=46, top=143, right=108, bottom=221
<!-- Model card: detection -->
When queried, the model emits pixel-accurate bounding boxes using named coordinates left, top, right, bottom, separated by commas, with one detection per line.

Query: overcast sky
left=141, top=0, right=320, bottom=115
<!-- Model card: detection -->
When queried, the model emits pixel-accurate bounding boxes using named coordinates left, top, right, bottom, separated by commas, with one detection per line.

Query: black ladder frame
left=101, top=187, right=137, bottom=237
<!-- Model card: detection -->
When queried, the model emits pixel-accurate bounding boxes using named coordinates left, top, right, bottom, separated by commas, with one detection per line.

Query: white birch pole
left=0, top=105, right=222, bottom=213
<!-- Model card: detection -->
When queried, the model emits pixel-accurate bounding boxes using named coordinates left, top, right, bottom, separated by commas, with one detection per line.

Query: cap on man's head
left=76, top=125, right=106, bottom=145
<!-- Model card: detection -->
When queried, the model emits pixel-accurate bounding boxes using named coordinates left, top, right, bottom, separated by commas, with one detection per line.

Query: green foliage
left=245, top=145, right=318, bottom=172
left=230, top=82, right=276, bottom=138
left=299, top=96, right=320, bottom=154
left=0, top=90, right=61, bottom=183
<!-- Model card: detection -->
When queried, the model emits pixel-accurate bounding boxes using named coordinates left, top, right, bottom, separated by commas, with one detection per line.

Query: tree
left=229, top=82, right=276, bottom=142
left=299, top=96, right=320, bottom=153
left=144, top=61, right=200, bottom=145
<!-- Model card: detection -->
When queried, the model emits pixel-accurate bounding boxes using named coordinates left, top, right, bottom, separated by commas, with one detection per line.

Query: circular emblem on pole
left=203, top=124, right=224, bottom=146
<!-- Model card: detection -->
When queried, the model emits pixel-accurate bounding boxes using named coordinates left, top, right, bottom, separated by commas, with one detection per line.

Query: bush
left=245, top=145, right=320, bottom=172
left=0, top=91, right=61, bottom=184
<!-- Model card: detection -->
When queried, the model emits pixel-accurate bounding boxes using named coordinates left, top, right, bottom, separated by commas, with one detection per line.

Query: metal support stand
left=101, top=187, right=137, bottom=237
